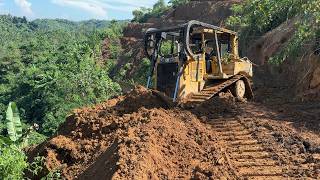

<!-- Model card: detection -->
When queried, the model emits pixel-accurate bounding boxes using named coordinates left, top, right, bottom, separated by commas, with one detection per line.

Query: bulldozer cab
left=145, top=20, right=253, bottom=102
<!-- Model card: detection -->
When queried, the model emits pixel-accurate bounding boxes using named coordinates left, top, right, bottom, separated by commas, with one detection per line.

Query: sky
left=0, top=0, right=169, bottom=21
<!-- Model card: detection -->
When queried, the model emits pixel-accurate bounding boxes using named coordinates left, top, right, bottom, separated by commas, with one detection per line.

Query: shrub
left=132, top=0, right=169, bottom=23
left=0, top=102, right=36, bottom=180
left=227, top=0, right=320, bottom=65
left=169, top=0, right=190, bottom=8
left=0, top=145, right=28, bottom=180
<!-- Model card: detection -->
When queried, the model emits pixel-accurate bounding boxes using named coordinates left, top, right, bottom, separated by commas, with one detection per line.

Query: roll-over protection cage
left=144, top=20, right=238, bottom=102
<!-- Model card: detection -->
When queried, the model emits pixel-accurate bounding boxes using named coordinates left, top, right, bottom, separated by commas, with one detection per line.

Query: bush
left=132, top=0, right=169, bottom=23
left=169, top=0, right=190, bottom=8
left=131, top=58, right=151, bottom=85
left=132, top=0, right=191, bottom=23
left=227, top=0, right=320, bottom=65
left=0, top=145, right=28, bottom=180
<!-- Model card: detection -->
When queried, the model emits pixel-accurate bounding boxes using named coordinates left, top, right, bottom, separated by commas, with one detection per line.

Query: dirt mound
left=115, top=86, right=171, bottom=113
left=188, top=92, right=242, bottom=120
left=28, top=86, right=233, bottom=179
left=27, top=86, right=320, bottom=179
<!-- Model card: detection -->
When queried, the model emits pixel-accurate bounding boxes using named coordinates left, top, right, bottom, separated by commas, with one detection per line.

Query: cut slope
left=248, top=18, right=320, bottom=101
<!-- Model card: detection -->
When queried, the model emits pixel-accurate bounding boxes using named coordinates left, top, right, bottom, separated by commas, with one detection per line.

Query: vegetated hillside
left=247, top=18, right=320, bottom=101
left=227, top=0, right=320, bottom=101
left=0, top=15, right=129, bottom=180
left=0, top=15, right=124, bottom=136
left=31, top=19, right=128, bottom=32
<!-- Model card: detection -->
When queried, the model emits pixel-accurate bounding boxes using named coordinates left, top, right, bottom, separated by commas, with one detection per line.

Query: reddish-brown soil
left=28, top=86, right=320, bottom=179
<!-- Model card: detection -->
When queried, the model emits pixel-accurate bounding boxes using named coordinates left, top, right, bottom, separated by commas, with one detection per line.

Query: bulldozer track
left=185, top=75, right=253, bottom=105
left=210, top=118, right=290, bottom=179
left=209, top=117, right=320, bottom=179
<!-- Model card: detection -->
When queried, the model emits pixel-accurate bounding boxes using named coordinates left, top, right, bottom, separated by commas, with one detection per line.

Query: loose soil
left=28, top=86, right=320, bottom=179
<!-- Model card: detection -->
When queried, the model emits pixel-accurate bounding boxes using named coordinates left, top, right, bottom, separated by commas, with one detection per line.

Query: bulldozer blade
left=151, top=90, right=177, bottom=108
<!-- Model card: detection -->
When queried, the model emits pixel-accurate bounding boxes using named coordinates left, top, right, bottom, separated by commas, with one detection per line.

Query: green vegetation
left=104, top=20, right=124, bottom=61
left=32, top=19, right=114, bottom=32
left=131, top=58, right=151, bottom=85
left=169, top=0, right=190, bottom=8
left=0, top=103, right=38, bottom=180
left=0, top=14, right=126, bottom=179
left=0, top=15, right=125, bottom=136
left=132, top=0, right=190, bottom=23
left=5, top=102, right=23, bottom=142
left=0, top=145, right=28, bottom=180
left=227, top=0, right=320, bottom=65
left=132, top=0, right=168, bottom=23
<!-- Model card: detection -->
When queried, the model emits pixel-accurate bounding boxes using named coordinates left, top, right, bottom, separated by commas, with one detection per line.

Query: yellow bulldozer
left=145, top=20, right=253, bottom=104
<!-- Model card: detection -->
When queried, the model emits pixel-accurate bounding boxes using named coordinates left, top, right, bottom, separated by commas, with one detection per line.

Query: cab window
left=160, top=35, right=179, bottom=57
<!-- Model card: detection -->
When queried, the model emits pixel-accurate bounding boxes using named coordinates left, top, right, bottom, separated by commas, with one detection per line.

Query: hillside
left=0, top=15, right=128, bottom=179
left=31, top=19, right=128, bottom=32
left=1, top=0, right=320, bottom=179
left=0, top=15, right=124, bottom=136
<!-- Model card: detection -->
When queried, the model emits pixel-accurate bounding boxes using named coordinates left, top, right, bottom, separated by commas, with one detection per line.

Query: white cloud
left=51, top=0, right=108, bottom=17
left=51, top=0, right=162, bottom=18
left=14, top=0, right=33, bottom=16
left=104, top=0, right=157, bottom=8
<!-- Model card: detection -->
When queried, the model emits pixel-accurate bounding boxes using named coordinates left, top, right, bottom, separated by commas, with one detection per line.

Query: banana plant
left=0, top=102, right=38, bottom=148
left=5, top=102, right=23, bottom=142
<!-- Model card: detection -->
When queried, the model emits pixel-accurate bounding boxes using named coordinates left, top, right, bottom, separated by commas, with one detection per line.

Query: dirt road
left=28, top=87, right=320, bottom=179
left=207, top=102, right=320, bottom=179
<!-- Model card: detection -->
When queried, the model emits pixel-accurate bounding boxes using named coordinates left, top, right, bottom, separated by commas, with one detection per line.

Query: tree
left=169, top=0, right=190, bottom=8
left=131, top=0, right=169, bottom=23
left=132, top=7, right=150, bottom=22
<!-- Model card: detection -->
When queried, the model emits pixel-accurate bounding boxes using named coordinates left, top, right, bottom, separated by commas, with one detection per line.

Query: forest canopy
left=0, top=15, right=126, bottom=136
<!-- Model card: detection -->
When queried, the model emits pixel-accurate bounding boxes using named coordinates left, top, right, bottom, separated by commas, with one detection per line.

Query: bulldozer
left=144, top=20, right=253, bottom=104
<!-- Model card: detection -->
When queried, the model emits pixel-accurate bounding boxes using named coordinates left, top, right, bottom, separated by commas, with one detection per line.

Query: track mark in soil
left=238, top=117, right=320, bottom=179
left=209, top=118, right=287, bottom=179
